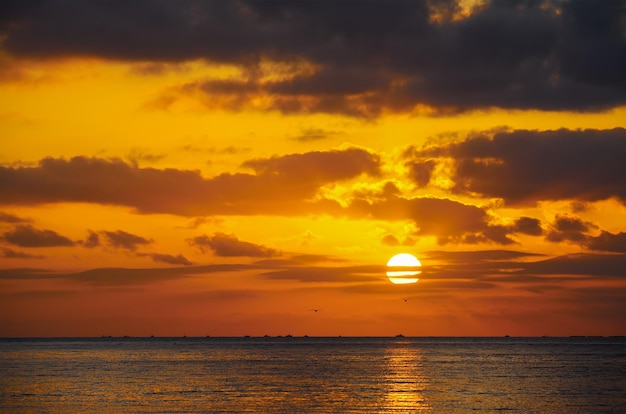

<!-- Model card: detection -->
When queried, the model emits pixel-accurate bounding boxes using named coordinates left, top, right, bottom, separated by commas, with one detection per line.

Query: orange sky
left=1, top=0, right=625, bottom=337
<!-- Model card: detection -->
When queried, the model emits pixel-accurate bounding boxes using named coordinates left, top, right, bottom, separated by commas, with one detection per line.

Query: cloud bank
left=2, top=0, right=624, bottom=116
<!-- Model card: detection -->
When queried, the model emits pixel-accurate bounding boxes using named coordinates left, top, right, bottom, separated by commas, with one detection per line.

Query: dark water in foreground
left=1, top=337, right=624, bottom=413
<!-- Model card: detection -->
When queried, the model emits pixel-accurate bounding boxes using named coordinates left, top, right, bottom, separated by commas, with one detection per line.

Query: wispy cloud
left=1, top=247, right=45, bottom=259
left=0, top=211, right=30, bottom=223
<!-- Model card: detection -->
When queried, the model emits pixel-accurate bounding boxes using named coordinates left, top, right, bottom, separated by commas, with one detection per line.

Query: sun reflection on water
left=383, top=341, right=431, bottom=412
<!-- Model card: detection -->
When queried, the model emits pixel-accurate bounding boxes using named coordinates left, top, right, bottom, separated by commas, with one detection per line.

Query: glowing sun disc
left=386, top=253, right=421, bottom=284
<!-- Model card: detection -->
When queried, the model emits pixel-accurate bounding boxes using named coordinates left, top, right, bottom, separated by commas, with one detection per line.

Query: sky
left=1, top=0, right=625, bottom=337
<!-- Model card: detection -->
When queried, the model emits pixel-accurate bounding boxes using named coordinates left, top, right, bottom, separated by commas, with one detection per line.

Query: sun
left=386, top=253, right=421, bottom=284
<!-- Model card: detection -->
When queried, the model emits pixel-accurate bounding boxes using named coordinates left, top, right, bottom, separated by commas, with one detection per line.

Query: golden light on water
left=386, top=253, right=422, bottom=284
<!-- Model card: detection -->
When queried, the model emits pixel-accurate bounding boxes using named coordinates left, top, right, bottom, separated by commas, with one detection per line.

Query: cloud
left=586, top=231, right=626, bottom=253
left=521, top=253, right=626, bottom=278
left=406, top=160, right=437, bottom=188
left=1, top=247, right=623, bottom=291
left=512, top=216, right=543, bottom=236
left=381, top=234, right=415, bottom=246
left=423, top=249, right=543, bottom=263
left=407, top=128, right=626, bottom=205
left=259, top=265, right=383, bottom=283
left=543, top=215, right=626, bottom=253
left=2, top=0, right=624, bottom=115
left=101, top=230, right=152, bottom=251
left=82, top=230, right=100, bottom=248
left=0, top=263, right=250, bottom=286
left=138, top=252, right=193, bottom=266
left=290, top=128, right=338, bottom=142
left=545, top=214, right=596, bottom=244
left=1, top=247, right=45, bottom=259
left=189, top=233, right=278, bottom=257
left=241, top=148, right=380, bottom=183
left=381, top=234, right=400, bottom=246
left=0, top=153, right=549, bottom=247
left=347, top=195, right=525, bottom=245
left=0, top=149, right=380, bottom=216
left=0, top=211, right=29, bottom=223
left=1, top=224, right=74, bottom=247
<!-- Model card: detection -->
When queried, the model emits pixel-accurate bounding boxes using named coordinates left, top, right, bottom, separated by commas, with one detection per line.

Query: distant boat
left=395, top=334, right=404, bottom=338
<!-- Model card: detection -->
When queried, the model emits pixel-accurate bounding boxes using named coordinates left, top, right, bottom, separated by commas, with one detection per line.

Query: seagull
left=402, top=297, right=409, bottom=303
left=310, top=308, right=322, bottom=313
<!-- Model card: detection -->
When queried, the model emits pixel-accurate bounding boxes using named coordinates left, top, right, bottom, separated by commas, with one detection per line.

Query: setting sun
left=386, top=253, right=422, bottom=284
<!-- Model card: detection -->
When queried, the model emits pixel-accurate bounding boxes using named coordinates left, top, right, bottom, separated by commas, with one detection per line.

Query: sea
left=0, top=336, right=624, bottom=413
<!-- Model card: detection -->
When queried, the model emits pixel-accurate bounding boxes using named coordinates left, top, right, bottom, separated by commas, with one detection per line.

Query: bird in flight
left=402, top=297, right=409, bottom=303
left=310, top=309, right=322, bottom=313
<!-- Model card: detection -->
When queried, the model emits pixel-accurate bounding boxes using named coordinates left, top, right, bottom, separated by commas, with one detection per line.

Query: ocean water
left=0, top=337, right=624, bottom=413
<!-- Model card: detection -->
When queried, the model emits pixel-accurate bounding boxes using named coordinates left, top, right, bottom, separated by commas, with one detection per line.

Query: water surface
left=1, top=336, right=624, bottom=413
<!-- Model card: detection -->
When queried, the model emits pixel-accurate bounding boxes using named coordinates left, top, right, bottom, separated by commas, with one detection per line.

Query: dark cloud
left=0, top=149, right=380, bottom=216
left=1, top=247, right=45, bottom=259
left=102, top=230, right=152, bottom=251
left=381, top=234, right=400, bottom=246
left=543, top=215, right=626, bottom=253
left=407, top=160, right=436, bottom=188
left=0, top=211, right=29, bottom=223
left=586, top=231, right=626, bottom=253
left=512, top=216, right=543, bottom=236
left=422, top=250, right=626, bottom=282
left=1, top=0, right=624, bottom=115
left=189, top=233, right=278, bottom=257
left=0, top=153, right=550, bottom=246
left=408, top=128, right=626, bottom=206
left=138, top=252, right=193, bottom=266
left=545, top=214, right=596, bottom=244
left=2, top=224, right=74, bottom=247
left=522, top=253, right=626, bottom=278
left=82, top=230, right=100, bottom=248
left=241, top=148, right=380, bottom=183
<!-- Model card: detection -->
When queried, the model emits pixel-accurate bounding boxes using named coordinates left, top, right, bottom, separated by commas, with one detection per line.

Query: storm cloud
left=1, top=0, right=624, bottom=116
